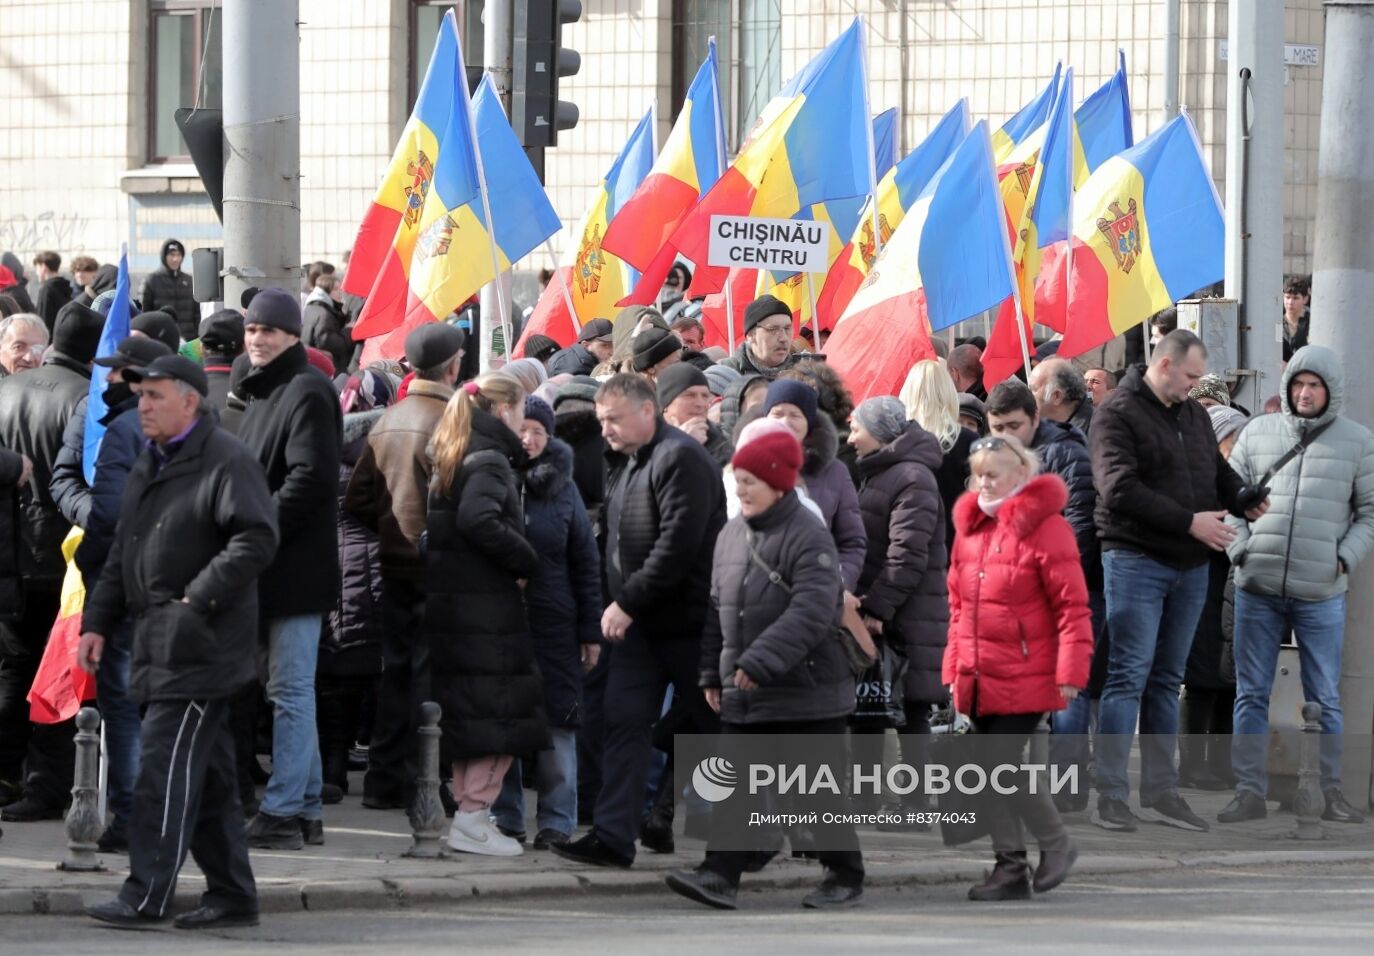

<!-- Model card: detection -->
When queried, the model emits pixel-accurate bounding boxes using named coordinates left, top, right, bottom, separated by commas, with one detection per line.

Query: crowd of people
left=1, top=248, right=1372, bottom=926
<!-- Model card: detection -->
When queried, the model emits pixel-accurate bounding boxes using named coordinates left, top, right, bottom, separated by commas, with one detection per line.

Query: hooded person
left=1219, top=345, right=1374, bottom=826
left=138, top=239, right=197, bottom=342
left=552, top=374, right=606, bottom=524
left=77, top=263, right=120, bottom=308
left=490, top=395, right=602, bottom=848
left=0, top=254, right=36, bottom=313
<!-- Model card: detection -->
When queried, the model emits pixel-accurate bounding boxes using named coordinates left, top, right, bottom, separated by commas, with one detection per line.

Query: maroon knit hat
left=730, top=429, right=802, bottom=493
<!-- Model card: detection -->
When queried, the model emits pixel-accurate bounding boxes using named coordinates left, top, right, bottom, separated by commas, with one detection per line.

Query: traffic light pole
left=1312, top=0, right=1374, bottom=811
left=480, top=0, right=514, bottom=372
left=221, top=0, right=301, bottom=305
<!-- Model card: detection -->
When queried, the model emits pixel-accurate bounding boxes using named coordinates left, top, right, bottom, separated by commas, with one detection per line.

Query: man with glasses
left=721, top=295, right=798, bottom=381
left=0, top=314, right=48, bottom=379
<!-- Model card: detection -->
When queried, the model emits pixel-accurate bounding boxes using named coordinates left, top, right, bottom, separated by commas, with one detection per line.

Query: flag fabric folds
left=82, top=247, right=131, bottom=484
left=672, top=19, right=871, bottom=298
left=1075, top=52, right=1134, bottom=173
left=1048, top=113, right=1224, bottom=358
left=27, top=529, right=95, bottom=723
left=604, top=40, right=726, bottom=307
left=991, top=64, right=1061, bottom=162
left=518, top=108, right=657, bottom=351
left=824, top=122, right=1014, bottom=403
left=343, top=10, right=464, bottom=337
left=816, top=100, right=969, bottom=329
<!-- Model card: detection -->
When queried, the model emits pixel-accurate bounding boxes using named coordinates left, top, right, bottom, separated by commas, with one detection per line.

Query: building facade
left=0, top=0, right=1324, bottom=294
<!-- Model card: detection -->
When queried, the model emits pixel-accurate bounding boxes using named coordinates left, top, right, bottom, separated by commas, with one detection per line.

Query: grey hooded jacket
left=1226, top=345, right=1374, bottom=602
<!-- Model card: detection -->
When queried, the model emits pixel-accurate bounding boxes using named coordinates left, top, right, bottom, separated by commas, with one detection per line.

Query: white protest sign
left=707, top=215, right=832, bottom=273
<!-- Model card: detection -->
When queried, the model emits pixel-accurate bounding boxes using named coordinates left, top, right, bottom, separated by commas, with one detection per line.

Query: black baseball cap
left=124, top=354, right=209, bottom=397
left=94, top=335, right=173, bottom=370
left=577, top=318, right=614, bottom=343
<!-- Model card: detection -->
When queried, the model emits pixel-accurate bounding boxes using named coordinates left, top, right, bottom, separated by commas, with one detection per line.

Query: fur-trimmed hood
left=523, top=437, right=575, bottom=500
left=953, top=473, right=1069, bottom=538
left=802, top=412, right=840, bottom=477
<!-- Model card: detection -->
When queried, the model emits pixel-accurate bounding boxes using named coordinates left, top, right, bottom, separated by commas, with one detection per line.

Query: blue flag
left=83, top=247, right=132, bottom=483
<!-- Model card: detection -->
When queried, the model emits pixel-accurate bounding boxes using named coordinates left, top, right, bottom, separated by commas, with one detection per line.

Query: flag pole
left=544, top=237, right=580, bottom=330
left=805, top=271, right=821, bottom=350
left=468, top=73, right=512, bottom=365
left=707, top=36, right=735, bottom=352
left=858, top=18, right=883, bottom=258
left=985, top=125, right=1034, bottom=381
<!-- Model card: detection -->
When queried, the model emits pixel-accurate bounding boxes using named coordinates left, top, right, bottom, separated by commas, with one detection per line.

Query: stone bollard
left=1291, top=702, right=1324, bottom=841
left=57, top=707, right=104, bottom=872
left=405, top=701, right=447, bottom=858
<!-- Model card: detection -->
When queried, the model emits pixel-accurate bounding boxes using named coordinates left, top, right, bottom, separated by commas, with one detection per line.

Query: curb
left=6, top=849, right=1374, bottom=916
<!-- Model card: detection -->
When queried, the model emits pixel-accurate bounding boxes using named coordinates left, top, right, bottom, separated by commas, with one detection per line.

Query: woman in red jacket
left=944, top=435, right=1093, bottom=901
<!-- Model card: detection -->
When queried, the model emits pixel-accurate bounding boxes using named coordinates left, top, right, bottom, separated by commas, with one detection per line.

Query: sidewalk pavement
left=3, top=781, right=1373, bottom=917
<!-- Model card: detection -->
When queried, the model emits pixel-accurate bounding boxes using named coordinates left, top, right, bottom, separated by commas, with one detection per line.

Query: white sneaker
left=447, top=810, right=524, bottom=856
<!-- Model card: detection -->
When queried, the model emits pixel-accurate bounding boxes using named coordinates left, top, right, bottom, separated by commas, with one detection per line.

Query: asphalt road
left=4, top=860, right=1372, bottom=954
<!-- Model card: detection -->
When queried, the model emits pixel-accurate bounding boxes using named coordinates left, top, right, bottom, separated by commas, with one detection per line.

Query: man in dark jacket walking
left=552, top=374, right=725, bottom=869
left=344, top=323, right=465, bottom=809
left=987, top=379, right=1103, bottom=809
left=547, top=317, right=614, bottom=377
left=1089, top=330, right=1260, bottom=834
left=138, top=239, right=197, bottom=342
left=80, top=355, right=277, bottom=930
left=235, top=287, right=343, bottom=850
left=31, top=251, right=73, bottom=332
left=0, top=301, right=103, bottom=820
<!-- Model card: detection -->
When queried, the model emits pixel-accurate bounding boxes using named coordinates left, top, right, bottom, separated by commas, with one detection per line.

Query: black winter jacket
left=83, top=416, right=279, bottom=702
left=321, top=411, right=386, bottom=677
left=703, top=421, right=734, bottom=469
left=700, top=490, right=853, bottom=724
left=856, top=422, right=949, bottom=703
left=138, top=240, right=197, bottom=341
left=1032, top=418, right=1100, bottom=590
left=34, top=276, right=73, bottom=331
left=0, top=446, right=22, bottom=620
left=934, top=427, right=976, bottom=552
left=424, top=408, right=546, bottom=760
left=0, top=353, right=91, bottom=585
left=303, top=292, right=353, bottom=372
left=522, top=438, right=602, bottom=727
left=547, top=342, right=599, bottom=377
left=236, top=344, right=343, bottom=616
left=604, top=418, right=725, bottom=641
left=73, top=396, right=146, bottom=588
left=553, top=399, right=607, bottom=528
left=49, top=396, right=92, bottom=530
left=1090, top=365, right=1246, bottom=569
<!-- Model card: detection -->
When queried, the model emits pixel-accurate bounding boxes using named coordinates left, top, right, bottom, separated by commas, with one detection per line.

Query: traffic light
left=512, top=0, right=581, bottom=149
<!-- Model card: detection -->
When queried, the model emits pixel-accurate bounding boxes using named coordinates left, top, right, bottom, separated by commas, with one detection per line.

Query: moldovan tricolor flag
left=604, top=40, right=727, bottom=306
left=27, top=529, right=94, bottom=723
left=672, top=19, right=872, bottom=298
left=824, top=122, right=1014, bottom=403
left=991, top=64, right=1061, bottom=163
left=1048, top=113, right=1224, bottom=358
left=345, top=10, right=465, bottom=340
left=815, top=100, right=969, bottom=329
left=517, top=108, right=657, bottom=352
left=363, top=74, right=563, bottom=362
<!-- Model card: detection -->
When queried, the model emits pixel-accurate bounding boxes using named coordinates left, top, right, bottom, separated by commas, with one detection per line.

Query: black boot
left=1017, top=769, right=1076, bottom=894
left=640, top=767, right=676, bottom=854
left=315, top=677, right=356, bottom=795
left=968, top=851, right=1031, bottom=901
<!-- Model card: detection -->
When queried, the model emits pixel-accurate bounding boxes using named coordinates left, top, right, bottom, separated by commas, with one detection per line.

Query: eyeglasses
left=755, top=323, right=792, bottom=338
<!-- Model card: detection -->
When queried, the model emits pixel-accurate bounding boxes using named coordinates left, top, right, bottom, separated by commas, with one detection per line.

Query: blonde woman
left=425, top=373, right=546, bottom=856
left=898, top=359, right=978, bottom=549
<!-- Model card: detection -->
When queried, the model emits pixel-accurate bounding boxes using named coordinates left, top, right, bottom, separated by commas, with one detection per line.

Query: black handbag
left=852, top=633, right=908, bottom=727
left=930, top=730, right=993, bottom=846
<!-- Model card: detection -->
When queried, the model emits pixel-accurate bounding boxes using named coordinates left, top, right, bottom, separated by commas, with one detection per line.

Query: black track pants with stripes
left=119, top=698, right=257, bottom=916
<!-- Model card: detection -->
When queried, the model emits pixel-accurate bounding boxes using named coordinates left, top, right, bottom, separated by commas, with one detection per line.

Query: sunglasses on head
left=971, top=436, right=1027, bottom=462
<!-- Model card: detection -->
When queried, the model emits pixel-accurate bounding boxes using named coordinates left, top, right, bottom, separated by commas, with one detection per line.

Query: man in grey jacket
left=1219, top=345, right=1374, bottom=825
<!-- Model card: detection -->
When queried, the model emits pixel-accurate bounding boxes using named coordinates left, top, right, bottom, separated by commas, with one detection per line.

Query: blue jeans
left=1096, top=550, right=1209, bottom=805
left=492, top=727, right=577, bottom=838
left=1231, top=589, right=1346, bottom=797
left=97, top=624, right=141, bottom=828
left=1050, top=590, right=1107, bottom=770
left=260, top=615, right=323, bottom=821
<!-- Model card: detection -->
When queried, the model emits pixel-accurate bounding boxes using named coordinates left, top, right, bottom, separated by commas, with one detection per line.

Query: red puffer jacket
left=942, top=474, right=1093, bottom=716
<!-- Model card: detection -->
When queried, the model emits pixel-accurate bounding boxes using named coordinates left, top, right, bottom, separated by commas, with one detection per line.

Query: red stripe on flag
left=699, top=267, right=756, bottom=349
left=981, top=297, right=1031, bottom=391
left=602, top=173, right=702, bottom=272
left=823, top=290, right=937, bottom=404
left=342, top=203, right=403, bottom=298
left=1031, top=238, right=1071, bottom=334
left=672, top=167, right=759, bottom=297
left=1043, top=238, right=1114, bottom=359
left=815, top=247, right=863, bottom=332
left=359, top=288, right=440, bottom=366
left=516, top=267, right=579, bottom=355
left=350, top=248, right=411, bottom=341
left=617, top=243, right=680, bottom=308
left=27, top=614, right=94, bottom=724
